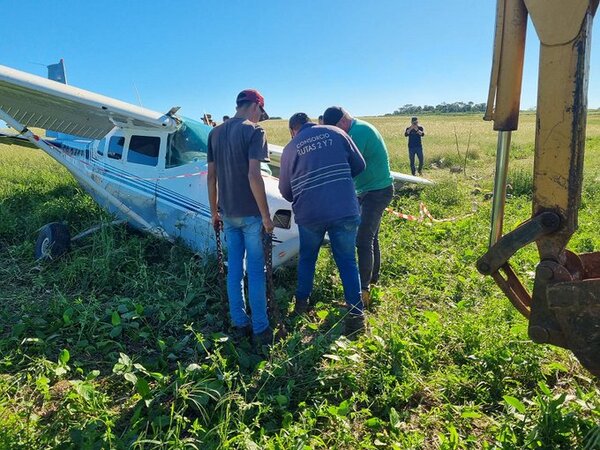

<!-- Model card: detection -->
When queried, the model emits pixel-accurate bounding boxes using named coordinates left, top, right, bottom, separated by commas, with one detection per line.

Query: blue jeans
left=409, top=146, right=424, bottom=175
left=223, top=215, right=269, bottom=334
left=296, top=216, right=363, bottom=315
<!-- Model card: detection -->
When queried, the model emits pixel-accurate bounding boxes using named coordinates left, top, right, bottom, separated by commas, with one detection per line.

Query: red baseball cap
left=236, top=89, right=269, bottom=121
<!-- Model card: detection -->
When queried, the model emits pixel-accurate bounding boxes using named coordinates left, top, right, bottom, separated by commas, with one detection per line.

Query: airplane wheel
left=35, top=222, right=71, bottom=261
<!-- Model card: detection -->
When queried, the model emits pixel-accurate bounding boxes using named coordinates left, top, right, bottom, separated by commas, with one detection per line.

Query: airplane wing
left=0, top=64, right=178, bottom=140
left=390, top=170, right=434, bottom=185
left=268, top=144, right=433, bottom=185
left=268, top=144, right=285, bottom=165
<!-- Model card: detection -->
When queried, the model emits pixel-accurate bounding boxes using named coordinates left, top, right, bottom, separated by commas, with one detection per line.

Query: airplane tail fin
left=47, top=59, right=67, bottom=84
left=45, top=59, right=81, bottom=140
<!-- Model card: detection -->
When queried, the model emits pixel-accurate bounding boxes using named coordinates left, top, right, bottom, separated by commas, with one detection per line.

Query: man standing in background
left=279, top=113, right=367, bottom=336
left=323, top=107, right=394, bottom=308
left=404, top=117, right=425, bottom=176
left=207, top=89, right=274, bottom=346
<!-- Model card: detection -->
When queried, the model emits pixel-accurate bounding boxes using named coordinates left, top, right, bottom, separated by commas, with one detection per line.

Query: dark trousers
left=409, top=146, right=424, bottom=175
left=357, top=184, right=394, bottom=290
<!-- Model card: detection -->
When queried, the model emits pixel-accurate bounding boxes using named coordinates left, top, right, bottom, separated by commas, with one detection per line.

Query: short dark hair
left=411, top=117, right=418, bottom=122
left=236, top=100, right=254, bottom=110
left=289, top=112, right=310, bottom=130
left=323, top=107, right=345, bottom=126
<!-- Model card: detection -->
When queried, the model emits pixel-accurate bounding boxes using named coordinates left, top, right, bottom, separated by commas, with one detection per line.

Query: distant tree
left=387, top=101, right=489, bottom=115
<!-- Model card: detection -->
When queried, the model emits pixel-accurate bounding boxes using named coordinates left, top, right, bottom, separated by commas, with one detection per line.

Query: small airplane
left=0, top=61, right=432, bottom=267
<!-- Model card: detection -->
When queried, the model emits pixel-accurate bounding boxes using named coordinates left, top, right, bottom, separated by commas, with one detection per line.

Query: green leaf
left=54, top=366, right=68, bottom=376
left=365, top=417, right=382, bottom=428
left=73, top=381, right=94, bottom=401
left=461, top=410, right=482, bottom=419
left=316, top=310, right=329, bottom=320
left=389, top=407, right=401, bottom=429
left=62, top=308, right=73, bottom=326
left=337, top=400, right=350, bottom=416
left=545, top=361, right=569, bottom=373
left=118, top=353, right=131, bottom=366
left=186, top=363, right=202, bottom=372
left=537, top=381, right=552, bottom=396
left=275, top=394, right=288, bottom=406
left=85, top=370, right=100, bottom=381
left=347, top=353, right=361, bottom=363
left=110, top=325, right=123, bottom=338
left=503, top=395, right=526, bottom=414
left=111, top=311, right=121, bottom=326
left=124, top=372, right=138, bottom=385
left=58, top=349, right=70, bottom=365
left=136, top=378, right=150, bottom=398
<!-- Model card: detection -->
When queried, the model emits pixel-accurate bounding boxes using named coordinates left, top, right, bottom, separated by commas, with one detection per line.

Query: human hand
left=212, top=213, right=223, bottom=232
left=262, top=216, right=274, bottom=234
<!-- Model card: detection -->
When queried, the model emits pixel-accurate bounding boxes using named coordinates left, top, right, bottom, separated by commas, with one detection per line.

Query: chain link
left=263, top=230, right=285, bottom=335
left=214, top=220, right=229, bottom=326
left=215, top=220, right=225, bottom=276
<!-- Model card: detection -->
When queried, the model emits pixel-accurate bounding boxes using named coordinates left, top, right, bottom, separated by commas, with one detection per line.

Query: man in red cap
left=207, top=89, right=274, bottom=346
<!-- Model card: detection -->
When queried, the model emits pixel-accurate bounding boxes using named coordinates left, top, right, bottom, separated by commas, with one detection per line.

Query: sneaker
left=418, top=171, right=423, bottom=176
left=344, top=314, right=365, bottom=339
left=361, top=290, right=371, bottom=309
left=230, top=324, right=252, bottom=341
left=292, top=297, right=310, bottom=316
left=253, top=326, right=274, bottom=347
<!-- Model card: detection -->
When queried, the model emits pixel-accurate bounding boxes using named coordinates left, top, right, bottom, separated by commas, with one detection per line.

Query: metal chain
left=215, top=220, right=225, bottom=276
left=263, top=230, right=285, bottom=335
left=214, top=221, right=229, bottom=326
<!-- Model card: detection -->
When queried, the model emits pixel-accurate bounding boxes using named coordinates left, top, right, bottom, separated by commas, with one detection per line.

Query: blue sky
left=2, top=0, right=600, bottom=121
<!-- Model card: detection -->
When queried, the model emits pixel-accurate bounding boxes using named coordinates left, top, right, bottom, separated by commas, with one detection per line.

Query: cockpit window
left=108, top=136, right=124, bottom=160
left=128, top=135, right=160, bottom=166
left=166, top=116, right=211, bottom=168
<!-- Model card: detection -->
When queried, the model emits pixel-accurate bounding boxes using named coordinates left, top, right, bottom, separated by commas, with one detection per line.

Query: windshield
left=166, top=116, right=211, bottom=167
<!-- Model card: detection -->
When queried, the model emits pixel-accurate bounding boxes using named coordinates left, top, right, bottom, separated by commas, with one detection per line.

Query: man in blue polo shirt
left=279, top=113, right=366, bottom=336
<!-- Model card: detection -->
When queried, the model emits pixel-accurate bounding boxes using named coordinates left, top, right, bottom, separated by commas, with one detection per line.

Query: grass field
left=1, top=114, right=599, bottom=449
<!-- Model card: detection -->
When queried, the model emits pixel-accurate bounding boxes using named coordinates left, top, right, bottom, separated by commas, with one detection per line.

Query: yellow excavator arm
left=478, top=0, right=600, bottom=376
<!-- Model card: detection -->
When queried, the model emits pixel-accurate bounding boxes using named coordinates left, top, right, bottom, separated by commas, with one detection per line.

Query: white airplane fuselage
left=48, top=122, right=299, bottom=268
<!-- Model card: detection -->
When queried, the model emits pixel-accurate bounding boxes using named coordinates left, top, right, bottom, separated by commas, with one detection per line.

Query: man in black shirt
left=404, top=117, right=425, bottom=176
left=207, top=89, right=274, bottom=345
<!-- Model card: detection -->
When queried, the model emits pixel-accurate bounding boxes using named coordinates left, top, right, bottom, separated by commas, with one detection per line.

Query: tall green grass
left=1, top=115, right=600, bottom=449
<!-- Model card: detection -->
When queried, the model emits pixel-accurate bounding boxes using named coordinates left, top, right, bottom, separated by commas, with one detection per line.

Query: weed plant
left=1, top=114, right=600, bottom=449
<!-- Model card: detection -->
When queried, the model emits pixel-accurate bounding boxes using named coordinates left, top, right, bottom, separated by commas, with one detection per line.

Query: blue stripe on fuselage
left=92, top=161, right=211, bottom=217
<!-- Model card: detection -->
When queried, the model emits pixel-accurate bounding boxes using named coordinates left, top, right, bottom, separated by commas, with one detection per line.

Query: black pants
left=356, top=184, right=394, bottom=290
left=409, top=146, right=424, bottom=175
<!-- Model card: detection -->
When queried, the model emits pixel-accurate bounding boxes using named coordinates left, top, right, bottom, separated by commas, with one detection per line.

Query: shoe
left=253, top=326, right=274, bottom=347
left=230, top=324, right=252, bottom=341
left=418, top=171, right=423, bottom=176
left=344, top=314, right=365, bottom=339
left=361, top=290, right=371, bottom=309
left=292, top=297, right=310, bottom=316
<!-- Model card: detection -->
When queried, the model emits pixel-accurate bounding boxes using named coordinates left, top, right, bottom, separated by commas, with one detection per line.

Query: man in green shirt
left=323, top=107, right=394, bottom=307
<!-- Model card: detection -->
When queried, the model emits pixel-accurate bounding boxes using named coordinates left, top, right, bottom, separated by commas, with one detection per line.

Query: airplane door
left=102, top=134, right=160, bottom=229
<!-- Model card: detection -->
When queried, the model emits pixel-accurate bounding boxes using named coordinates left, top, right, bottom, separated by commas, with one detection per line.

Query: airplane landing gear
left=35, top=222, right=71, bottom=261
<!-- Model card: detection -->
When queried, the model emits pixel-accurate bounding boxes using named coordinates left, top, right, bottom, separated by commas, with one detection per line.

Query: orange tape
left=386, top=202, right=471, bottom=225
